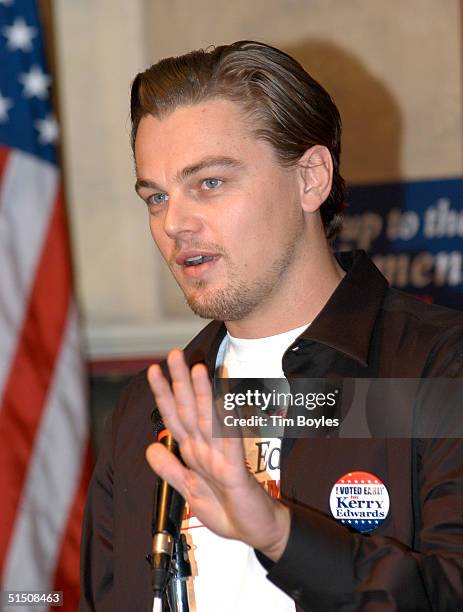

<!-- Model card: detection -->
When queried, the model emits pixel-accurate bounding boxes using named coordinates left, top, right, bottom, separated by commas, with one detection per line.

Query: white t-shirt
left=181, top=323, right=309, bottom=611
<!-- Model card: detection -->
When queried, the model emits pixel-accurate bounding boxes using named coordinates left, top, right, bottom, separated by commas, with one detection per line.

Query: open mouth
left=175, top=252, right=220, bottom=277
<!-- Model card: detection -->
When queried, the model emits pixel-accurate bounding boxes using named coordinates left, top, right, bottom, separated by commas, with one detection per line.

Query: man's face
left=134, top=98, right=308, bottom=323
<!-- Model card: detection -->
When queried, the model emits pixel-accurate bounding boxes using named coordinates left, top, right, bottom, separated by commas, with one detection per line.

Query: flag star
left=19, top=65, right=51, bottom=98
left=0, top=90, right=13, bottom=122
left=2, top=17, right=36, bottom=51
left=35, top=114, right=59, bottom=145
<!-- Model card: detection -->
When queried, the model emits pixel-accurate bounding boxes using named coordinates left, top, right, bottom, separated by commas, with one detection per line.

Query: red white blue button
left=329, top=471, right=390, bottom=533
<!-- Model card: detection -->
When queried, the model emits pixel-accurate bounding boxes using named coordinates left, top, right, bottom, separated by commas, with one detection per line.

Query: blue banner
left=338, top=177, right=463, bottom=310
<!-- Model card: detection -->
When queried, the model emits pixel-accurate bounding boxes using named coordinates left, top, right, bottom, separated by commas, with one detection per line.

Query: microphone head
left=151, top=407, right=165, bottom=438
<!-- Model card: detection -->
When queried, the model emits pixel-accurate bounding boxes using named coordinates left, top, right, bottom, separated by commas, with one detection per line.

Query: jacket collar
left=298, top=250, right=388, bottom=366
left=183, top=319, right=226, bottom=377
left=182, top=250, right=388, bottom=374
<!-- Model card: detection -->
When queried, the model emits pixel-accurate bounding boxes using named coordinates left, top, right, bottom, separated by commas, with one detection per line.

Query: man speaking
left=80, top=41, right=463, bottom=611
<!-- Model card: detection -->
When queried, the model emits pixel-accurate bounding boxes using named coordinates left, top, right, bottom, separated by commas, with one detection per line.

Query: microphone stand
left=150, top=532, right=192, bottom=612
left=166, top=534, right=192, bottom=611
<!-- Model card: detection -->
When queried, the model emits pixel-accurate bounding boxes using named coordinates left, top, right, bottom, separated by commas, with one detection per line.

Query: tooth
left=185, top=255, right=203, bottom=264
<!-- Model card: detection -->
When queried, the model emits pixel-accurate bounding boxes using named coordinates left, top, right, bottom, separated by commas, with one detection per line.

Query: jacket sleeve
left=79, top=383, right=131, bottom=611
left=257, top=435, right=463, bottom=611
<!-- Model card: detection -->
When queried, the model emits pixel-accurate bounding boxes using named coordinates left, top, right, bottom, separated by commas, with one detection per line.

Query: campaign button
left=329, top=470, right=390, bottom=533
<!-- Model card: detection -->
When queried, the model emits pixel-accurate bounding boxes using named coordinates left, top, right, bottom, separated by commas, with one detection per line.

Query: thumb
left=146, top=442, right=188, bottom=498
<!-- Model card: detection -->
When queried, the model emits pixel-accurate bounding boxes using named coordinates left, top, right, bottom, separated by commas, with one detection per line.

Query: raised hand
left=145, top=348, right=290, bottom=561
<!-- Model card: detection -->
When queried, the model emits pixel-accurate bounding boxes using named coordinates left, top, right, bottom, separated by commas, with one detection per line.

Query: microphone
left=149, top=410, right=186, bottom=604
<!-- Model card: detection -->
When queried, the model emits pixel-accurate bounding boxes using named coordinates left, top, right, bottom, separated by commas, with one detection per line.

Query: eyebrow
left=135, top=156, right=244, bottom=194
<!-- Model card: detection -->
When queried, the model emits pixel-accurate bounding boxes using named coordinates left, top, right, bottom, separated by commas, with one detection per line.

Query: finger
left=147, top=363, right=188, bottom=443
left=146, top=441, right=188, bottom=498
left=167, top=350, right=202, bottom=439
left=191, top=363, right=222, bottom=450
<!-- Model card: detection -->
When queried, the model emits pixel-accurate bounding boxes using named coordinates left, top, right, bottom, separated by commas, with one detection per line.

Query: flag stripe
left=0, top=186, right=71, bottom=579
left=0, top=151, right=57, bottom=399
left=3, top=306, right=89, bottom=594
left=53, top=442, right=93, bottom=612
left=0, top=146, right=9, bottom=189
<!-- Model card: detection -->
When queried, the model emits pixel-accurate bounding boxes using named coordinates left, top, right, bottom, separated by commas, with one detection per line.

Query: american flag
left=0, top=1, right=91, bottom=609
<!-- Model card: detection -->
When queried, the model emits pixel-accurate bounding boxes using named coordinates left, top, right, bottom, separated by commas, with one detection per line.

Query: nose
left=163, top=194, right=203, bottom=239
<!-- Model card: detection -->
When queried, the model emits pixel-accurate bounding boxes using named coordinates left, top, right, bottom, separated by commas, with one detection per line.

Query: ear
left=298, top=145, right=333, bottom=213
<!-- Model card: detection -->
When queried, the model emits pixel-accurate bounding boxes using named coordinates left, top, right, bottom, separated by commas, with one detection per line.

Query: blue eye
left=148, top=192, right=169, bottom=205
left=202, top=178, right=222, bottom=190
